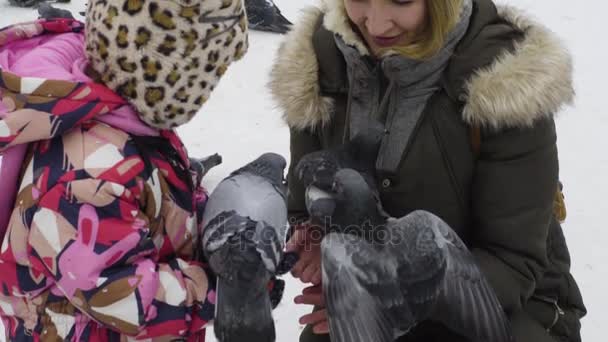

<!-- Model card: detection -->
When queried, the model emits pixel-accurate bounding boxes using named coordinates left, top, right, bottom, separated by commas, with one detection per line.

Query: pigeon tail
left=275, top=11, right=293, bottom=27
left=191, top=153, right=223, bottom=183
left=250, top=21, right=291, bottom=34
left=214, top=277, right=276, bottom=342
left=200, top=153, right=223, bottom=172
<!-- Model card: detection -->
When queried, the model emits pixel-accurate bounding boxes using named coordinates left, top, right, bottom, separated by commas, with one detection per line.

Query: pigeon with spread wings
left=321, top=169, right=513, bottom=342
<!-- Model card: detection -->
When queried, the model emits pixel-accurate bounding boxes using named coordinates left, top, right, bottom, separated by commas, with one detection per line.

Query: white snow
left=1, top=0, right=606, bottom=341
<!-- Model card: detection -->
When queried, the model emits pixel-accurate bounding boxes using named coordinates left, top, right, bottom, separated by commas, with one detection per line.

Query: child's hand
left=296, top=285, right=329, bottom=335
left=286, top=222, right=324, bottom=285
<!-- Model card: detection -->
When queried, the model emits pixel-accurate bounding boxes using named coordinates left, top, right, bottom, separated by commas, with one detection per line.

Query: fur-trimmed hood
left=269, top=0, right=574, bottom=131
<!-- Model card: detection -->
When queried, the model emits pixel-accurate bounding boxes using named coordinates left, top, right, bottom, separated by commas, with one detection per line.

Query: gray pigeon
left=245, top=0, right=292, bottom=34
left=296, top=120, right=384, bottom=195
left=37, top=3, right=74, bottom=19
left=9, top=0, right=69, bottom=9
left=297, top=121, right=385, bottom=226
left=201, top=153, right=288, bottom=342
left=320, top=169, right=513, bottom=342
left=38, top=2, right=74, bottom=19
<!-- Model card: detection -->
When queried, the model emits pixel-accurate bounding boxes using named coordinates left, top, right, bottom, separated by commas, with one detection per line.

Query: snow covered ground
left=1, top=0, right=606, bottom=341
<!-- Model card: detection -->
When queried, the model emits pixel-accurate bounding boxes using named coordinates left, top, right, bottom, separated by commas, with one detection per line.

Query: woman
left=270, top=0, right=586, bottom=341
left=0, top=0, right=262, bottom=340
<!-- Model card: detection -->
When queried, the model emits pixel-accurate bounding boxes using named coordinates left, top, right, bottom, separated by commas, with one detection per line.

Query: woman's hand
left=296, top=285, right=330, bottom=335
left=286, top=222, right=324, bottom=285
left=287, top=223, right=329, bottom=334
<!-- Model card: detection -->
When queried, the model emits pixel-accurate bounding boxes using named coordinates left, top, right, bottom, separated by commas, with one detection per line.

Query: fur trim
left=462, top=5, right=574, bottom=129
left=271, top=3, right=574, bottom=130
left=323, top=0, right=370, bottom=56
left=269, top=6, right=334, bottom=130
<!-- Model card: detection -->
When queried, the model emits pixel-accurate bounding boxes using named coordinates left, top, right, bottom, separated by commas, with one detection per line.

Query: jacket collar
left=270, top=0, right=574, bottom=131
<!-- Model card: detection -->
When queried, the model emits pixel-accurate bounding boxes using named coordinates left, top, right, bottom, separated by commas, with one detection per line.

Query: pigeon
left=189, top=153, right=223, bottom=185
left=297, top=120, right=385, bottom=226
left=37, top=3, right=75, bottom=19
left=245, top=0, right=292, bottom=34
left=9, top=0, right=69, bottom=9
left=201, top=153, right=289, bottom=342
left=296, top=120, right=384, bottom=195
left=320, top=168, right=513, bottom=342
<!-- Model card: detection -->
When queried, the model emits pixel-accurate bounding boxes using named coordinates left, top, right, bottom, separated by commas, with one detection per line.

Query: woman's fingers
left=287, top=222, right=325, bottom=281
left=291, top=251, right=315, bottom=278
left=291, top=247, right=321, bottom=280
left=312, top=268, right=323, bottom=286
left=295, top=286, right=324, bottom=306
left=299, top=309, right=327, bottom=326
left=290, top=258, right=306, bottom=278
left=302, top=284, right=322, bottom=295
left=297, top=285, right=330, bottom=334
left=294, top=293, right=323, bottom=306
left=286, top=225, right=307, bottom=252
left=312, top=321, right=330, bottom=334
left=300, top=262, right=319, bottom=284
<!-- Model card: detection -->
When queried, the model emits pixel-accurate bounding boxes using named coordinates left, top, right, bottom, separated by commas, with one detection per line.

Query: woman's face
left=344, top=0, right=427, bottom=55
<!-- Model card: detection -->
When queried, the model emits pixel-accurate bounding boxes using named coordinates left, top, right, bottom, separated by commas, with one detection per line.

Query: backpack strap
left=554, top=182, right=567, bottom=223
left=469, top=124, right=567, bottom=223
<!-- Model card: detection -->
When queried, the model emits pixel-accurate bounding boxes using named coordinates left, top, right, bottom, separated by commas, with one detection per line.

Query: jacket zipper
left=429, top=101, right=467, bottom=213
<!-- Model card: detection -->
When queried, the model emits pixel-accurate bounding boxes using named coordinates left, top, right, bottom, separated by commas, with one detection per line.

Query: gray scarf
left=336, top=0, right=473, bottom=175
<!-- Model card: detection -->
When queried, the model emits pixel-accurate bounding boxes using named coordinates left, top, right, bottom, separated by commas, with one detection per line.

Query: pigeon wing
left=202, top=173, right=287, bottom=236
left=321, top=233, right=415, bottom=342
left=425, top=213, right=513, bottom=342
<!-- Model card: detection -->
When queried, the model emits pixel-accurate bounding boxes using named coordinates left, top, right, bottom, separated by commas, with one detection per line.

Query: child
left=0, top=0, right=253, bottom=340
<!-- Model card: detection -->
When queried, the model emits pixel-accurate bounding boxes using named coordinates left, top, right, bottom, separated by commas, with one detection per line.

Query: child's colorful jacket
left=0, top=19, right=216, bottom=341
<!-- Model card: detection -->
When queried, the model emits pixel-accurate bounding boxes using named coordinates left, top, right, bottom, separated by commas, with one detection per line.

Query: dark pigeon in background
left=9, top=0, right=69, bottom=9
left=245, top=0, right=292, bottom=34
left=320, top=169, right=513, bottom=342
left=202, top=153, right=288, bottom=342
left=37, top=2, right=74, bottom=19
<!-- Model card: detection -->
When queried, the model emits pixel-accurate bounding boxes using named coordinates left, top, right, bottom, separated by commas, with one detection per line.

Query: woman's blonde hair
left=382, top=0, right=463, bottom=60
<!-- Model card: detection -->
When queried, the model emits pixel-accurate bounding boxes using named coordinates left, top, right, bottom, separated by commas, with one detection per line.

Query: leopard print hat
left=85, top=0, right=248, bottom=128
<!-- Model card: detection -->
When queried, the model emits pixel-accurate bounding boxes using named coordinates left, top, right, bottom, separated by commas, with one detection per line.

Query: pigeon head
left=332, top=169, right=375, bottom=207
left=295, top=120, right=383, bottom=193
left=233, top=153, right=287, bottom=188
left=295, top=151, right=337, bottom=191
left=328, top=169, right=386, bottom=235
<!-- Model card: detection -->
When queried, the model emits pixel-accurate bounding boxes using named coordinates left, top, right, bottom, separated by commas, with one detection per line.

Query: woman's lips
left=372, top=35, right=402, bottom=48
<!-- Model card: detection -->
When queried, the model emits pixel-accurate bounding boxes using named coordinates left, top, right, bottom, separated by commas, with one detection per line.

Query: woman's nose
left=365, top=6, right=393, bottom=36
